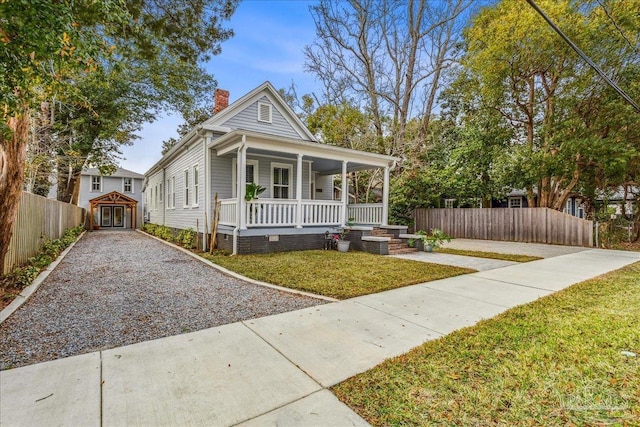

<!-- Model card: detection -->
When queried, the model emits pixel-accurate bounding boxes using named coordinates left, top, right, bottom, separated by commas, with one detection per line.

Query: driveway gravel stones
left=0, top=231, right=326, bottom=370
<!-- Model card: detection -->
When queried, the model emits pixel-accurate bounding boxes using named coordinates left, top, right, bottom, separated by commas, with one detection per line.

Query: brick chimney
left=213, top=89, right=229, bottom=114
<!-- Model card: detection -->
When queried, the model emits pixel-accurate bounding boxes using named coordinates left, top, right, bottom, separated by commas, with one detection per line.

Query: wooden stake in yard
left=204, top=211, right=209, bottom=251
left=210, top=193, right=221, bottom=254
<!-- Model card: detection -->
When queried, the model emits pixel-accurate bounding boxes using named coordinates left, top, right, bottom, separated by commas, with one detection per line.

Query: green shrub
left=9, top=266, right=40, bottom=287
left=154, top=225, right=173, bottom=241
left=177, top=228, right=196, bottom=249
left=2, top=224, right=84, bottom=291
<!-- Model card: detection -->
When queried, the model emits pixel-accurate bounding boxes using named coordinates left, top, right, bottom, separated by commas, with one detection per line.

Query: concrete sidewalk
left=2, top=249, right=638, bottom=426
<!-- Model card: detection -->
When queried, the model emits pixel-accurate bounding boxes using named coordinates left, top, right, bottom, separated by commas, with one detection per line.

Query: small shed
left=89, top=191, right=139, bottom=230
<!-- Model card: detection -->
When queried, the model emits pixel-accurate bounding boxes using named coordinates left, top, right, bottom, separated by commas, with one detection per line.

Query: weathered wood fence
left=413, top=208, right=593, bottom=247
left=3, top=192, right=86, bottom=274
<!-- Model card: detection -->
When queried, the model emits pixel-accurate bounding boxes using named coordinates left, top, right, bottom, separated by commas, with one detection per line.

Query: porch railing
left=218, top=198, right=383, bottom=227
left=247, top=199, right=298, bottom=226
left=348, top=203, right=383, bottom=225
left=219, top=198, right=238, bottom=225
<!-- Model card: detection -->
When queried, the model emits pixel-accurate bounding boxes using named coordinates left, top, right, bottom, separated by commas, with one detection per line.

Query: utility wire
left=524, top=0, right=640, bottom=113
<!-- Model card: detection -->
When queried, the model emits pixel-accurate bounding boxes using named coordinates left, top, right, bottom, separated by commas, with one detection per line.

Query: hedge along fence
left=412, top=208, right=594, bottom=247
left=3, top=192, right=86, bottom=274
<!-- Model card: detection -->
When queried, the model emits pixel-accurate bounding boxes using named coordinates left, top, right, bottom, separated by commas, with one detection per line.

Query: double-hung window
left=183, top=169, right=189, bottom=207
left=192, top=165, right=199, bottom=206
left=232, top=159, right=259, bottom=197
left=272, top=163, right=292, bottom=199
left=171, top=177, right=176, bottom=208
left=123, top=177, right=133, bottom=193
left=91, top=176, right=101, bottom=192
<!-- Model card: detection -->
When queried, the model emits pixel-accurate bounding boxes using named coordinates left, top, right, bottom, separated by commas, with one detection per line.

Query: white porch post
left=238, top=140, right=247, bottom=229
left=341, top=161, right=348, bottom=225
left=382, top=165, right=390, bottom=226
left=296, top=153, right=303, bottom=228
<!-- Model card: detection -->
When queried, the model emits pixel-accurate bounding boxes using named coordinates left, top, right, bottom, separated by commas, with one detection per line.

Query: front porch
left=207, top=129, right=399, bottom=254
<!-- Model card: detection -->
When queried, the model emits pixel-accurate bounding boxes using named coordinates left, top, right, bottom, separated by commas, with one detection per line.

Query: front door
left=113, top=206, right=124, bottom=227
left=101, top=206, right=112, bottom=227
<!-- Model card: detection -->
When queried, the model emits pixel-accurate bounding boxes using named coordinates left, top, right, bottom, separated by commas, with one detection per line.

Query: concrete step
left=388, top=247, right=418, bottom=255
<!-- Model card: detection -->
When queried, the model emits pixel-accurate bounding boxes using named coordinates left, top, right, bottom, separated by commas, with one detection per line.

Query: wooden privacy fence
left=3, top=192, right=86, bottom=274
left=413, top=208, right=594, bottom=247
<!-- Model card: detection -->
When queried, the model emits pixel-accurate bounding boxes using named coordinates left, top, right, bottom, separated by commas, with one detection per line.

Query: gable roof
left=83, top=167, right=144, bottom=179
left=89, top=191, right=138, bottom=205
left=202, top=81, right=316, bottom=142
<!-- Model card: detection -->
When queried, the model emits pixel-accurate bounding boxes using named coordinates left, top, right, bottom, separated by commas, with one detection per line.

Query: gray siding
left=221, top=96, right=303, bottom=140
left=145, top=169, right=164, bottom=225
left=210, top=152, right=233, bottom=199
left=163, top=138, right=206, bottom=231
left=315, top=175, right=334, bottom=201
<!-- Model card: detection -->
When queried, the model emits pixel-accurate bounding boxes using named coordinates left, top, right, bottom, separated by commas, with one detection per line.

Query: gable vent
left=257, top=101, right=272, bottom=123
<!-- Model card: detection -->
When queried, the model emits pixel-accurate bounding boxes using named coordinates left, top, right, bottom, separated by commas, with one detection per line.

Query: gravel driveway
left=0, top=231, right=326, bottom=370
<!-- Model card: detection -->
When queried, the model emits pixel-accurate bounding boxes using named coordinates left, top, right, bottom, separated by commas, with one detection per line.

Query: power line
left=524, top=0, right=640, bottom=113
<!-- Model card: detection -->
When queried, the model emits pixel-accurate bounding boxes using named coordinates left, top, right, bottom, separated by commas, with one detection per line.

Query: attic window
left=257, top=101, right=272, bottom=123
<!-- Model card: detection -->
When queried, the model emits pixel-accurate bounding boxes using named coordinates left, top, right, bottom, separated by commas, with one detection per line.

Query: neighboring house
left=143, top=81, right=399, bottom=254
left=79, top=167, right=145, bottom=229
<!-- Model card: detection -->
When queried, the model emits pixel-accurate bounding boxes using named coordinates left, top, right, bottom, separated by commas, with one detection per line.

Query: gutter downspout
left=203, top=134, right=210, bottom=251
left=232, top=135, right=247, bottom=255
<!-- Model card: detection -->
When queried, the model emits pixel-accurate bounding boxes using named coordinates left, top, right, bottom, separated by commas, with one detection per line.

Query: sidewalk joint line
left=228, top=389, right=327, bottom=427
left=240, top=320, right=325, bottom=389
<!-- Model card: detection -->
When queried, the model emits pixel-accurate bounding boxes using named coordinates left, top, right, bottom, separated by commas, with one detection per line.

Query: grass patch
left=201, top=250, right=474, bottom=299
left=436, top=247, right=542, bottom=263
left=333, top=261, right=640, bottom=426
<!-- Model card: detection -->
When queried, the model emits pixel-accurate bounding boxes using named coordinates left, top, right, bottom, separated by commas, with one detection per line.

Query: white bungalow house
left=143, top=82, right=404, bottom=254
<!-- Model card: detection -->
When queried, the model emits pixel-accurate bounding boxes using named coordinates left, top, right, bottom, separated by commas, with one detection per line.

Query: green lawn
left=201, top=250, right=474, bottom=299
left=435, top=247, right=543, bottom=263
left=333, top=261, right=640, bottom=426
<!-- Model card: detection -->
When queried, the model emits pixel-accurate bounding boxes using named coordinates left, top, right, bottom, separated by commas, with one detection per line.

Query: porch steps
left=370, top=227, right=418, bottom=255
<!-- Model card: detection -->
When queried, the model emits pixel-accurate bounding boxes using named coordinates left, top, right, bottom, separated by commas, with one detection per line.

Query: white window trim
left=183, top=169, right=190, bottom=208
left=192, top=164, right=199, bottom=207
left=271, top=162, right=293, bottom=199
left=171, top=176, right=176, bottom=209
left=232, top=159, right=259, bottom=197
left=91, top=175, right=102, bottom=193
left=159, top=182, right=162, bottom=202
left=123, top=177, right=134, bottom=193
left=508, top=197, right=522, bottom=208
left=444, top=198, right=456, bottom=209
left=257, top=101, right=272, bottom=123
left=166, top=178, right=171, bottom=210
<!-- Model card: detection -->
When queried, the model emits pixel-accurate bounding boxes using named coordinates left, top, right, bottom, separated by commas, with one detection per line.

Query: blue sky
left=120, top=0, right=320, bottom=174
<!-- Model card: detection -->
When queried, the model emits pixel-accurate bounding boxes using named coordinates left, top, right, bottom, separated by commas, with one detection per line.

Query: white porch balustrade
left=218, top=198, right=382, bottom=227
left=219, top=199, right=238, bottom=226
left=348, top=204, right=383, bottom=225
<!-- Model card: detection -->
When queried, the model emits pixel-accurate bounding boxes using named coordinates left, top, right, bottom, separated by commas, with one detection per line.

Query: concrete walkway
left=1, top=248, right=638, bottom=426
left=391, top=251, right=519, bottom=271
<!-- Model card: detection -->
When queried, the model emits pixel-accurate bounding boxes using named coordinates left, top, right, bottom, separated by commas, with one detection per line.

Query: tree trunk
left=0, top=112, right=29, bottom=273
left=56, top=156, right=84, bottom=203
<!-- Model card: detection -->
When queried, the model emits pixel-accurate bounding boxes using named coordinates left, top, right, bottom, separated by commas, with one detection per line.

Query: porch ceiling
left=208, top=129, right=397, bottom=175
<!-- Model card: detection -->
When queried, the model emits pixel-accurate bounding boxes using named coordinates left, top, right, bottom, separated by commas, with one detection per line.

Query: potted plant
left=245, top=183, right=266, bottom=201
left=335, top=228, right=351, bottom=252
left=416, top=228, right=450, bottom=252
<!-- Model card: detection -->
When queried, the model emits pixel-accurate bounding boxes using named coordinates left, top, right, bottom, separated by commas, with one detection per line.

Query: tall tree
left=0, top=0, right=237, bottom=268
left=458, top=0, right=639, bottom=211
left=305, top=0, right=473, bottom=157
